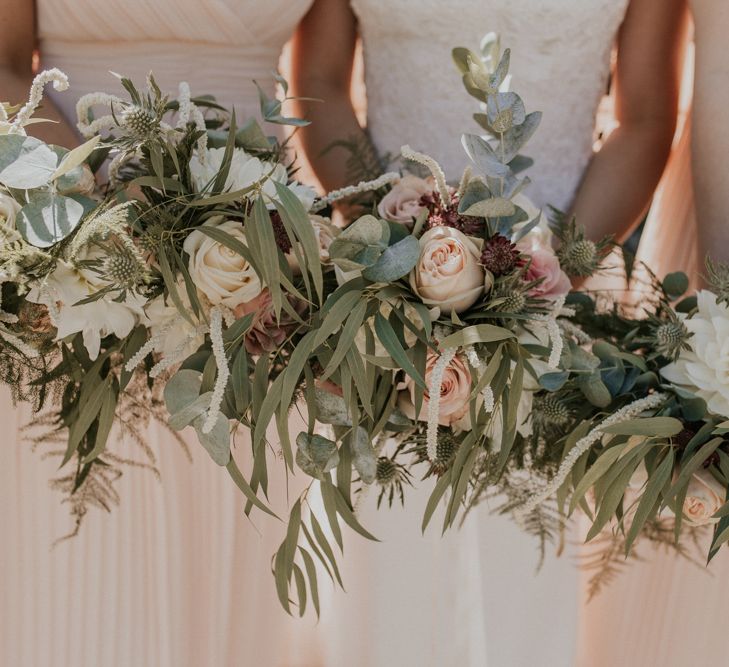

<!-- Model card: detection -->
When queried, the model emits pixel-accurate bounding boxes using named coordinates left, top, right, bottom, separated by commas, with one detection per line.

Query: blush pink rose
left=233, top=289, right=307, bottom=355
left=377, top=175, right=432, bottom=227
left=398, top=350, right=472, bottom=428
left=517, top=239, right=570, bottom=301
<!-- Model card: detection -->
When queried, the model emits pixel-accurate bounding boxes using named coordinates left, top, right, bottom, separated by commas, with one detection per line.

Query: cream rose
left=398, top=350, right=472, bottom=428
left=683, top=469, right=726, bottom=526
left=409, top=226, right=487, bottom=314
left=377, top=175, right=432, bottom=227
left=183, top=218, right=262, bottom=309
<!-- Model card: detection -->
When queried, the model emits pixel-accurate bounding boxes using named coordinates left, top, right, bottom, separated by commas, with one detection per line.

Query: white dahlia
left=661, top=290, right=729, bottom=418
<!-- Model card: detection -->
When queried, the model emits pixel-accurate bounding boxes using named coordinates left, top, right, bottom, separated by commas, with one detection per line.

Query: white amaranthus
left=310, top=172, right=400, bottom=212
left=176, top=82, right=208, bottom=156
left=464, top=346, right=495, bottom=413
left=426, top=347, right=457, bottom=460
left=400, top=145, right=450, bottom=204
left=10, top=69, right=69, bottom=134
left=76, top=91, right=125, bottom=138
left=201, top=306, right=229, bottom=434
left=515, top=391, right=669, bottom=520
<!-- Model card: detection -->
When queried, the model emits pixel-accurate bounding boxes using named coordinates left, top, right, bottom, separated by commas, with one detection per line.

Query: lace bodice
left=352, top=0, right=630, bottom=211
left=36, top=0, right=313, bottom=125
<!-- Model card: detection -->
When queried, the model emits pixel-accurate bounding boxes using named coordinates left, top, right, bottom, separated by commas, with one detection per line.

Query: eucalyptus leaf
left=350, top=426, right=376, bottom=484
left=193, top=411, right=231, bottom=466
left=601, top=417, right=684, bottom=438
left=16, top=192, right=85, bottom=247
left=296, top=432, right=340, bottom=479
left=164, top=369, right=203, bottom=415
left=314, top=388, right=352, bottom=426
left=0, top=134, right=58, bottom=189
left=362, top=235, right=420, bottom=283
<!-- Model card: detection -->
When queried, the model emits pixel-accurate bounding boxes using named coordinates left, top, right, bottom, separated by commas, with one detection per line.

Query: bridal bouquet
left=0, top=69, right=322, bottom=521
left=515, top=263, right=729, bottom=595
left=0, top=42, right=586, bottom=614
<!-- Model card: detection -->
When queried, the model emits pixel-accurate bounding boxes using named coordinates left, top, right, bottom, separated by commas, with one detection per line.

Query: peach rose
left=409, top=226, right=487, bottom=314
left=398, top=350, right=472, bottom=428
left=517, top=237, right=570, bottom=301
left=683, top=469, right=726, bottom=526
left=377, top=175, right=432, bottom=227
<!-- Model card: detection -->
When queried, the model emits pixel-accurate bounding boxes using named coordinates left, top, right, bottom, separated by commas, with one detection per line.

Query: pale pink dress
left=0, top=2, right=327, bottom=666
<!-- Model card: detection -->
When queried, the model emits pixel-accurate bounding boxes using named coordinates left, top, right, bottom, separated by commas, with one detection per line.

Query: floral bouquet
left=513, top=261, right=729, bottom=595
left=0, top=38, right=594, bottom=613
left=0, top=68, right=322, bottom=523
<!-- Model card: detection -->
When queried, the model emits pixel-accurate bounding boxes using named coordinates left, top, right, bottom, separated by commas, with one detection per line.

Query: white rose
left=183, top=219, right=262, bottom=309
left=189, top=147, right=316, bottom=210
left=683, top=469, right=726, bottom=526
left=662, top=291, right=729, bottom=418
left=409, top=225, right=488, bottom=315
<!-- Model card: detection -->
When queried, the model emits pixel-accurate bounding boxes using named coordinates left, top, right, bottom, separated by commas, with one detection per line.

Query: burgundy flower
left=480, top=234, right=522, bottom=277
left=420, top=190, right=483, bottom=236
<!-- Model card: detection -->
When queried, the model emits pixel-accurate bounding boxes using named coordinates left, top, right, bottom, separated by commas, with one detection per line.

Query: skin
left=291, top=0, right=689, bottom=243
left=1, top=0, right=78, bottom=145
left=690, top=0, right=729, bottom=264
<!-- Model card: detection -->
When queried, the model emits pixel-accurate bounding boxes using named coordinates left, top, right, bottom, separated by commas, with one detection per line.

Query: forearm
left=571, top=122, right=674, bottom=242
left=691, top=3, right=729, bottom=263
left=293, top=85, right=375, bottom=191
left=1, top=64, right=79, bottom=146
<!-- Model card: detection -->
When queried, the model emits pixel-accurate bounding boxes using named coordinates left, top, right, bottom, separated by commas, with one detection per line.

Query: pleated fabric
left=1, top=1, right=330, bottom=665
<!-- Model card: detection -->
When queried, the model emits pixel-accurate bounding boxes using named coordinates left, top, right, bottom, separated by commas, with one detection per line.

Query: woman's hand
left=1, top=0, right=79, bottom=146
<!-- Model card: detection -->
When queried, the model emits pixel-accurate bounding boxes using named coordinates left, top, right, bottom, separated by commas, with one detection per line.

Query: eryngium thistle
left=121, top=106, right=158, bottom=139
left=481, top=234, right=521, bottom=277
left=434, top=433, right=459, bottom=473
left=497, top=290, right=527, bottom=314
left=535, top=394, right=572, bottom=426
left=705, top=257, right=729, bottom=306
left=654, top=320, right=689, bottom=360
left=376, top=457, right=398, bottom=485
left=104, top=249, right=144, bottom=289
left=559, top=238, right=598, bottom=277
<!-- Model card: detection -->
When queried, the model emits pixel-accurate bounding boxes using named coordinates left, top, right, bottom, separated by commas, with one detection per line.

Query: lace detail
left=352, top=0, right=630, bottom=211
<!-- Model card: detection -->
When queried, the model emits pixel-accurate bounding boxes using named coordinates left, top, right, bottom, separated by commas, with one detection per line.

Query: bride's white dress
left=0, top=2, right=321, bottom=666
left=317, top=1, right=629, bottom=665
